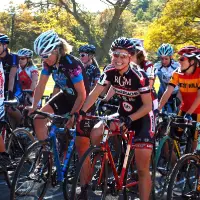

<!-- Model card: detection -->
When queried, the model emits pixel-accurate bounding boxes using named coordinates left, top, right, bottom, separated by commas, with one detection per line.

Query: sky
left=1, top=0, right=109, bottom=12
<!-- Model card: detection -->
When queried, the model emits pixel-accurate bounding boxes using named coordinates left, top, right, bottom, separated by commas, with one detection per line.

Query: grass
left=42, top=68, right=160, bottom=96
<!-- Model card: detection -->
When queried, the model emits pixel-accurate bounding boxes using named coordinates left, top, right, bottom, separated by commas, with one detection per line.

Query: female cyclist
left=154, top=43, right=180, bottom=112
left=79, top=44, right=100, bottom=91
left=77, top=37, right=154, bottom=200
left=159, top=46, right=200, bottom=150
left=7, top=48, right=39, bottom=129
left=130, top=38, right=158, bottom=112
left=27, top=29, right=89, bottom=140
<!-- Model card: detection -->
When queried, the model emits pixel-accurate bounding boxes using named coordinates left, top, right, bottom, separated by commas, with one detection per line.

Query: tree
left=58, top=0, right=131, bottom=63
left=144, top=0, right=200, bottom=55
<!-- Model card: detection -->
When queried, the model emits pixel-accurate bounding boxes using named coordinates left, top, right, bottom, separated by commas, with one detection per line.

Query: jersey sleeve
left=97, top=66, right=114, bottom=86
left=68, top=63, right=83, bottom=84
left=138, top=71, right=151, bottom=94
left=94, top=67, right=101, bottom=81
left=31, top=65, right=39, bottom=76
left=11, top=54, right=19, bottom=67
left=169, top=70, right=179, bottom=87
left=41, top=62, right=51, bottom=76
left=145, top=61, right=154, bottom=79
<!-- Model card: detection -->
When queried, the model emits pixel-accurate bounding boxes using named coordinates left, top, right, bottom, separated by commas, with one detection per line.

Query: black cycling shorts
left=130, top=111, right=155, bottom=147
left=48, top=92, right=76, bottom=115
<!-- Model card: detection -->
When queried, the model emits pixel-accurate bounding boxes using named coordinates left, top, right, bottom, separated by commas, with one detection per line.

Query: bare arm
left=187, top=89, right=200, bottom=114
left=158, top=85, right=175, bottom=111
left=129, top=92, right=152, bottom=121
left=30, top=73, right=39, bottom=91
left=82, top=84, right=106, bottom=112
left=32, top=74, right=49, bottom=109
left=8, top=67, right=17, bottom=92
left=149, top=79, right=154, bottom=89
left=104, top=86, right=115, bottom=102
left=70, top=80, right=87, bottom=115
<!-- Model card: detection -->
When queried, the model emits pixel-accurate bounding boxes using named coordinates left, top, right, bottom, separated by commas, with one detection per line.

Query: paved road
left=0, top=171, right=140, bottom=200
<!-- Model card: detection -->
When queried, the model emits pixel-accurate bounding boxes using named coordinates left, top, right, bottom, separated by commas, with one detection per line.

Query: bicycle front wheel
left=167, top=153, right=200, bottom=200
left=71, top=146, right=108, bottom=200
left=7, top=128, right=35, bottom=163
left=10, top=140, right=52, bottom=200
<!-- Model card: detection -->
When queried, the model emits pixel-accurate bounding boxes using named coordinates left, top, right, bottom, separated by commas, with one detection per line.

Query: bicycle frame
left=48, top=125, right=76, bottom=182
left=99, top=124, right=136, bottom=190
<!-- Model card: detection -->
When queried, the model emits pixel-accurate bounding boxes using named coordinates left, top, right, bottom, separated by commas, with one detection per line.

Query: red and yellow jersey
left=169, top=68, right=200, bottom=114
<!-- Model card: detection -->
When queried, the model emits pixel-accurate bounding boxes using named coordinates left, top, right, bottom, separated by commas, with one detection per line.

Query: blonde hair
left=59, top=38, right=73, bottom=55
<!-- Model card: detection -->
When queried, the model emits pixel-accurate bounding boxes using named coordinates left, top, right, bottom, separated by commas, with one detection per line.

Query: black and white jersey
left=98, top=63, right=150, bottom=116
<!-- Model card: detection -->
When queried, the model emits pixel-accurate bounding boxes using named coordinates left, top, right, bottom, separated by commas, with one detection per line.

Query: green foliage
left=145, top=0, right=200, bottom=56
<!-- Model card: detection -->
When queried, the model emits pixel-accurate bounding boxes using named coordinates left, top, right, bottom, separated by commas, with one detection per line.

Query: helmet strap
left=181, top=62, right=194, bottom=73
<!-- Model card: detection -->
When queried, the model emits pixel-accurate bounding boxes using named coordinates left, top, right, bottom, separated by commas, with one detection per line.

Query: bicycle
left=0, top=99, right=35, bottom=188
left=10, top=110, right=77, bottom=200
left=153, top=113, right=194, bottom=198
left=167, top=120, right=200, bottom=199
left=71, top=113, right=155, bottom=200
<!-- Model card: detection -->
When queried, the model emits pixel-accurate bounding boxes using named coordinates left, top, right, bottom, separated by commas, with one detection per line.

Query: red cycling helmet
left=178, top=46, right=200, bottom=59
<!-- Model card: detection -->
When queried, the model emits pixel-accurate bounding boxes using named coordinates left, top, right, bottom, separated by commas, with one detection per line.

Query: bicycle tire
left=167, top=153, right=200, bottom=200
left=7, top=128, right=35, bottom=162
left=154, top=135, right=176, bottom=198
left=70, top=146, right=108, bottom=200
left=10, top=140, right=52, bottom=200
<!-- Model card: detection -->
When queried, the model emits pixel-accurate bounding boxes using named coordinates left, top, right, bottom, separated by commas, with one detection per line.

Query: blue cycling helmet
left=0, top=33, right=9, bottom=44
left=17, top=48, right=33, bottom=58
left=110, top=37, right=135, bottom=53
left=157, top=43, right=174, bottom=57
left=79, top=44, right=96, bottom=54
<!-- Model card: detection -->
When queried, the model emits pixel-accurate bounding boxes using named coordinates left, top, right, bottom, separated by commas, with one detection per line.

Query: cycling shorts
left=48, top=91, right=76, bottom=115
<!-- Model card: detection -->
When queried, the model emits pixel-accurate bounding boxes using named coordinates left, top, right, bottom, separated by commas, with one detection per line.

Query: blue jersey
left=85, top=64, right=100, bottom=90
left=41, top=54, right=89, bottom=96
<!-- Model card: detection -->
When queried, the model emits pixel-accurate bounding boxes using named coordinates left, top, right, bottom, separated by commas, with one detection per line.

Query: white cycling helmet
left=157, top=43, right=174, bottom=57
left=34, top=30, right=61, bottom=56
left=17, top=48, right=33, bottom=58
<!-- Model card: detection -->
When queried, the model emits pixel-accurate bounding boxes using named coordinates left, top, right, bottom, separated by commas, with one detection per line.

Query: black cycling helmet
left=110, top=37, right=135, bottom=53
left=0, top=33, right=9, bottom=44
left=79, top=44, right=96, bottom=54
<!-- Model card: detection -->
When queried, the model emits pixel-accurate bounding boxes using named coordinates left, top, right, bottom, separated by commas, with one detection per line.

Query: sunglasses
left=111, top=51, right=130, bottom=59
left=178, top=56, right=188, bottom=62
left=79, top=53, right=88, bottom=58
left=19, top=57, right=26, bottom=60
left=40, top=53, right=51, bottom=59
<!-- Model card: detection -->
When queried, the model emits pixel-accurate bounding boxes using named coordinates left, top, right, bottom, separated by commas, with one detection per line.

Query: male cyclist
left=154, top=43, right=180, bottom=113
left=159, top=46, right=200, bottom=150
left=0, top=33, right=18, bottom=99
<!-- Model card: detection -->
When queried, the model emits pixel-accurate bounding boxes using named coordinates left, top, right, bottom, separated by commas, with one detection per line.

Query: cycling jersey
left=0, top=61, right=5, bottom=120
left=140, top=60, right=158, bottom=110
left=98, top=63, right=155, bottom=145
left=17, top=65, right=39, bottom=90
left=85, top=64, right=101, bottom=90
left=154, top=60, right=180, bottom=99
left=0, top=51, right=18, bottom=92
left=41, top=54, right=90, bottom=96
left=169, top=67, right=200, bottom=114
